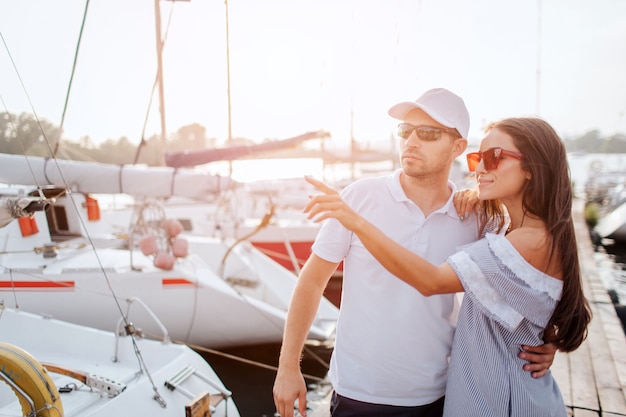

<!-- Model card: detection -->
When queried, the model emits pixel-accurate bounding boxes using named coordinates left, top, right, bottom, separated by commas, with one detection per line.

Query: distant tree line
left=563, top=129, right=626, bottom=153
left=0, top=112, right=222, bottom=166
left=2, top=112, right=626, bottom=166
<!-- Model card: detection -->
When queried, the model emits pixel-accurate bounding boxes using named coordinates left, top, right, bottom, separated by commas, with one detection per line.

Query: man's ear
left=453, top=138, right=468, bottom=157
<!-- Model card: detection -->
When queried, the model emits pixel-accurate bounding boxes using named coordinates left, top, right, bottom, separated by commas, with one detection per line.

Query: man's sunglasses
left=397, top=123, right=461, bottom=142
left=466, top=147, right=524, bottom=172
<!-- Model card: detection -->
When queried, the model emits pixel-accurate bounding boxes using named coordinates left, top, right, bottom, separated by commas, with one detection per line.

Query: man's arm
left=273, top=254, right=339, bottom=417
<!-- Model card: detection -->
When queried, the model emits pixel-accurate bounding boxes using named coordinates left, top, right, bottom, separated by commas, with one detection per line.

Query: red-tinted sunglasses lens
left=466, top=148, right=500, bottom=172
left=466, top=148, right=525, bottom=172
left=466, top=153, right=480, bottom=172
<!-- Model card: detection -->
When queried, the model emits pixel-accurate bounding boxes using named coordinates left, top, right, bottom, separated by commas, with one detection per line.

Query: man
left=273, top=88, right=554, bottom=417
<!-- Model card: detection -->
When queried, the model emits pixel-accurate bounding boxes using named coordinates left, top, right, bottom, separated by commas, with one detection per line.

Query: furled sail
left=0, top=153, right=236, bottom=199
left=164, top=130, right=330, bottom=168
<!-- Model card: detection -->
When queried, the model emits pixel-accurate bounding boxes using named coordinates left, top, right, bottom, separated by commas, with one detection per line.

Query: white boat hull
left=0, top=189, right=338, bottom=348
left=0, top=307, right=240, bottom=417
left=595, top=202, right=626, bottom=241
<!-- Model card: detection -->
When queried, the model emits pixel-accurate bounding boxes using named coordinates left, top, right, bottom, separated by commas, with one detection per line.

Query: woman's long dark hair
left=478, top=117, right=591, bottom=352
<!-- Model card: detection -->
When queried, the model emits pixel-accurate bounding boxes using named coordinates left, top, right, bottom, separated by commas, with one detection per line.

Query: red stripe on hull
left=251, top=241, right=344, bottom=272
left=162, top=278, right=196, bottom=287
left=251, top=241, right=312, bottom=271
left=0, top=281, right=75, bottom=289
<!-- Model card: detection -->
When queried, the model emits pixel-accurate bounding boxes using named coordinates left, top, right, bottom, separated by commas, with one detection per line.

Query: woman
left=304, top=117, right=591, bottom=416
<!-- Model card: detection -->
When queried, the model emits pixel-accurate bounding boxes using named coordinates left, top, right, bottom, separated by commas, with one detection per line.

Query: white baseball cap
left=388, top=88, right=470, bottom=138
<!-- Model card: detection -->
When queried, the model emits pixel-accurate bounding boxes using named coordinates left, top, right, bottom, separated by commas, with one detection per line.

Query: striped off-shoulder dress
left=443, top=233, right=567, bottom=417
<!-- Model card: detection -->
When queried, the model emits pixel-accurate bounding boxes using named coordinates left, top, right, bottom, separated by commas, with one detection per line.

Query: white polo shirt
left=312, top=169, right=479, bottom=406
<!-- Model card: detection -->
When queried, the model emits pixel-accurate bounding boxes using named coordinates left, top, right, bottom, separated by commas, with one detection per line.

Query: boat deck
left=310, top=198, right=626, bottom=417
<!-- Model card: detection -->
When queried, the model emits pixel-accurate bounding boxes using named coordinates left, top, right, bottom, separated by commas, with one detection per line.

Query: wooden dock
left=554, top=199, right=626, bottom=416
left=309, top=198, right=626, bottom=417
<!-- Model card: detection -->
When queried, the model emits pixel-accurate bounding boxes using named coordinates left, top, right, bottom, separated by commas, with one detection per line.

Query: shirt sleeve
left=447, top=234, right=562, bottom=332
left=311, top=183, right=359, bottom=263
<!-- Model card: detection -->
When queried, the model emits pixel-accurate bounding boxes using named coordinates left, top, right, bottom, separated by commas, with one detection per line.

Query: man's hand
left=453, top=188, right=479, bottom=221
left=519, top=342, right=557, bottom=378
left=273, top=366, right=308, bottom=417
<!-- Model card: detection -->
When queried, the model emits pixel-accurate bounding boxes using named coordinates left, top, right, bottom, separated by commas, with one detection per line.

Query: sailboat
left=0, top=4, right=339, bottom=414
left=1, top=197, right=241, bottom=416
left=0, top=155, right=339, bottom=348
left=0, top=305, right=240, bottom=416
left=0, top=0, right=339, bottom=349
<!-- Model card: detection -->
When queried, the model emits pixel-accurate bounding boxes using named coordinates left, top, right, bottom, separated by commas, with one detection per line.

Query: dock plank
left=552, top=350, right=572, bottom=406
left=590, top=304, right=626, bottom=415
left=550, top=199, right=626, bottom=416
left=567, top=340, right=600, bottom=411
left=574, top=410, right=602, bottom=417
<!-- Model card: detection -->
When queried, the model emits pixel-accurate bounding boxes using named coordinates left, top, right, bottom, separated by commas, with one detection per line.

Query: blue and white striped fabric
left=444, top=233, right=567, bottom=417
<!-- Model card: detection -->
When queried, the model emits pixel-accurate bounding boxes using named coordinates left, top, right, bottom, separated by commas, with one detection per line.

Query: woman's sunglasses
left=466, top=147, right=524, bottom=172
left=397, top=123, right=461, bottom=142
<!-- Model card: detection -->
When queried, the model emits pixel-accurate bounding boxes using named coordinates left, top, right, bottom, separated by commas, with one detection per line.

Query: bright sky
left=1, top=0, right=626, bottom=151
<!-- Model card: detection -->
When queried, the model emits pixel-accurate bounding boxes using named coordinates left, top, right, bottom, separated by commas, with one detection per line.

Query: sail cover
left=164, top=130, right=330, bottom=168
left=0, top=153, right=236, bottom=199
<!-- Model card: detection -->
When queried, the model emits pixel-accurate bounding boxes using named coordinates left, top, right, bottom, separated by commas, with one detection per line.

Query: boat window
left=178, top=218, right=193, bottom=232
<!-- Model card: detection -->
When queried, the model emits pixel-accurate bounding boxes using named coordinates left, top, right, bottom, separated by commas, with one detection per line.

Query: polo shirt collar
left=386, top=168, right=461, bottom=220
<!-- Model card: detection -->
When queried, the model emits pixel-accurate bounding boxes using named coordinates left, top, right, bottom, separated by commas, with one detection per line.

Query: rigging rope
left=52, top=0, right=91, bottom=158
left=138, top=333, right=331, bottom=384
left=133, top=4, right=177, bottom=165
left=0, top=34, right=57, bottom=197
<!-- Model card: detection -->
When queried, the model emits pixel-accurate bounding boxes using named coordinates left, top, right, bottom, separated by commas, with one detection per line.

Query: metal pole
left=225, top=0, right=233, bottom=175
left=350, top=95, right=355, bottom=179
left=154, top=0, right=167, bottom=166
left=536, top=0, right=542, bottom=116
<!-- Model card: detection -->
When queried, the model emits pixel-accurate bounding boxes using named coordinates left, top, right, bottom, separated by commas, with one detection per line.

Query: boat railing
left=113, top=296, right=171, bottom=362
left=164, top=364, right=233, bottom=414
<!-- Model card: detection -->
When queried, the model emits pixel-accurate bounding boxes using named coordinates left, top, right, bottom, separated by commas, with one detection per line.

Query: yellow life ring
left=0, top=342, right=64, bottom=417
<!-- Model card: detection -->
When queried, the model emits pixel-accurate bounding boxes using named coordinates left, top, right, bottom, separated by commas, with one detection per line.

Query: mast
left=536, top=0, right=542, bottom=115
left=154, top=0, right=167, bottom=166
left=350, top=95, right=355, bottom=179
left=224, top=0, right=233, bottom=175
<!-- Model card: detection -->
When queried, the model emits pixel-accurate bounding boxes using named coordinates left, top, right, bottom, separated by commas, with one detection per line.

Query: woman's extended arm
left=305, top=176, right=558, bottom=374
left=304, top=176, right=463, bottom=295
